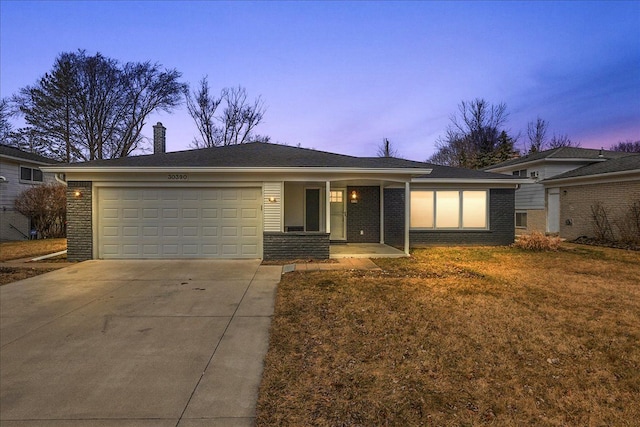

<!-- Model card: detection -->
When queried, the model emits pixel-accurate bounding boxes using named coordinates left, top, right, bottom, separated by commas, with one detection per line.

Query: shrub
left=14, top=183, right=66, bottom=238
left=513, top=232, right=562, bottom=251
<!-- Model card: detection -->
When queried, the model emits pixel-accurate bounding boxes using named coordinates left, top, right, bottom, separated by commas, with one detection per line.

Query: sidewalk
left=0, top=256, right=72, bottom=270
left=291, top=258, right=381, bottom=272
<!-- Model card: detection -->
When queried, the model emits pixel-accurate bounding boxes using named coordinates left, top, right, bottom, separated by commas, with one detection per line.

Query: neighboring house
left=541, top=154, right=640, bottom=241
left=486, top=147, right=630, bottom=234
left=0, top=144, right=60, bottom=241
left=43, top=124, right=526, bottom=261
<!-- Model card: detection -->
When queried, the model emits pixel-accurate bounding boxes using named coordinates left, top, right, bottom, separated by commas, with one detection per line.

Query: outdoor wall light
left=350, top=190, right=358, bottom=203
left=268, top=196, right=277, bottom=203
left=73, top=190, right=82, bottom=198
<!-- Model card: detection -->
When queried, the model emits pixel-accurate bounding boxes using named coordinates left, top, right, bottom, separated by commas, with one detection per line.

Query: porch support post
left=404, top=181, right=410, bottom=255
left=325, top=181, right=331, bottom=234
left=379, top=185, right=384, bottom=244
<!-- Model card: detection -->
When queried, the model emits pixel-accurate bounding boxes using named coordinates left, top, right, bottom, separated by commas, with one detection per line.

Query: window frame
left=19, top=166, right=44, bottom=183
left=410, top=189, right=489, bottom=231
left=515, top=211, right=528, bottom=228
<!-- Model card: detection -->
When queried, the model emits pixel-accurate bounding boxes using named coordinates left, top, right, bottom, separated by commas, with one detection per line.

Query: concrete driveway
left=0, top=260, right=281, bottom=427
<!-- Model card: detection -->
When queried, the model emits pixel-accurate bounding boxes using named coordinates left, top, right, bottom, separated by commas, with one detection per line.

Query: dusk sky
left=1, top=1, right=639, bottom=161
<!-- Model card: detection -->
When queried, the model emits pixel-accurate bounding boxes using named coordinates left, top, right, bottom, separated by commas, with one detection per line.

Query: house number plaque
left=167, top=174, right=188, bottom=181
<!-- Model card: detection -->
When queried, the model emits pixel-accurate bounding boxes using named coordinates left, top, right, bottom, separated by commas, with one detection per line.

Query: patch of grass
left=0, top=266, right=58, bottom=286
left=257, top=245, right=640, bottom=426
left=0, top=238, right=67, bottom=262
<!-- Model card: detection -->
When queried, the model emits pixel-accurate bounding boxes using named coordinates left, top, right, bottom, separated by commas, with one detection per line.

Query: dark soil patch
left=573, top=236, right=640, bottom=251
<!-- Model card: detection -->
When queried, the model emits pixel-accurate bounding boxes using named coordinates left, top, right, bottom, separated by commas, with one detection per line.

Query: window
left=411, top=190, right=488, bottom=230
left=515, top=212, right=528, bottom=228
left=20, top=166, right=44, bottom=183
left=512, top=169, right=527, bottom=177
left=410, top=191, right=434, bottom=228
left=330, top=191, right=343, bottom=203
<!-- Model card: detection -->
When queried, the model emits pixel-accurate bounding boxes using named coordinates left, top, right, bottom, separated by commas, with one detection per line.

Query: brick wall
left=346, top=186, right=380, bottom=243
left=384, top=188, right=405, bottom=248
left=67, top=181, right=93, bottom=261
left=558, top=180, right=640, bottom=240
left=263, top=232, right=330, bottom=260
left=516, top=209, right=546, bottom=235
left=412, top=188, right=515, bottom=246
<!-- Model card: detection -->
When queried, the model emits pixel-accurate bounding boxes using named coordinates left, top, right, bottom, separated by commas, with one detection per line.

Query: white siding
left=543, top=162, right=589, bottom=179
left=263, top=182, right=282, bottom=232
left=515, top=182, right=545, bottom=210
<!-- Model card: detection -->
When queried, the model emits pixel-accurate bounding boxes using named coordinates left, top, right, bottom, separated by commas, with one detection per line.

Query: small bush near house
left=513, top=231, right=562, bottom=251
left=14, top=183, right=66, bottom=238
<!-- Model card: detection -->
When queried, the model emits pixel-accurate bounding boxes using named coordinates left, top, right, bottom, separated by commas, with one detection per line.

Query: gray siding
left=515, top=182, right=545, bottom=210
left=0, top=158, right=58, bottom=241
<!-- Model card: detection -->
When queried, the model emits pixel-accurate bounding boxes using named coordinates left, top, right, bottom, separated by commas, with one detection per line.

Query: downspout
left=55, top=173, right=68, bottom=186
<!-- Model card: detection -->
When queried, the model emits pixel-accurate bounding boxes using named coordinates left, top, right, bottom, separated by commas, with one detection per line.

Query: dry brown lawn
left=0, top=238, right=67, bottom=262
left=256, top=244, right=640, bottom=426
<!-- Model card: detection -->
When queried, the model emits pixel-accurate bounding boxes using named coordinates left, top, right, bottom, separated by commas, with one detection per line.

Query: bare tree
left=548, top=133, right=580, bottom=149
left=526, top=117, right=548, bottom=153
left=220, top=86, right=266, bottom=145
left=187, top=81, right=267, bottom=148
left=0, top=98, right=13, bottom=141
left=376, top=138, right=399, bottom=157
left=14, top=183, right=67, bottom=238
left=610, top=140, right=640, bottom=153
left=429, top=98, right=517, bottom=168
left=185, top=76, right=221, bottom=148
left=12, top=50, right=186, bottom=162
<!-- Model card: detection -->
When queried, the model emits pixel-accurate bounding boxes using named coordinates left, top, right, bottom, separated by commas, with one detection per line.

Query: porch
left=330, top=243, right=406, bottom=258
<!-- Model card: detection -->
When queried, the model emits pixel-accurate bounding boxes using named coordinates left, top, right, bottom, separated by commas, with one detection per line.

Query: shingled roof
left=486, top=147, right=630, bottom=170
left=56, top=142, right=432, bottom=169
left=46, top=142, right=522, bottom=181
left=0, top=144, right=60, bottom=165
left=543, top=154, right=640, bottom=182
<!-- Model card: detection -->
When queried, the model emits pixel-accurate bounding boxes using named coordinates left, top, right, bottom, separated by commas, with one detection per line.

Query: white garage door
left=97, top=187, right=262, bottom=259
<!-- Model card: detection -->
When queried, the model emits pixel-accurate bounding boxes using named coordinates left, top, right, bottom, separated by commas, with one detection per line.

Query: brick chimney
left=153, top=122, right=166, bottom=154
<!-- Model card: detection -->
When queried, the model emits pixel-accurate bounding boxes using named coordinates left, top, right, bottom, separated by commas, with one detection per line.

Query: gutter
left=41, top=166, right=434, bottom=175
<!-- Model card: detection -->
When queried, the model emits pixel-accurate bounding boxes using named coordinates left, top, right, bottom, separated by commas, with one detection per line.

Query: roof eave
left=487, top=157, right=607, bottom=172
left=542, top=169, right=640, bottom=185
left=41, top=166, right=434, bottom=175
left=412, top=177, right=528, bottom=185
left=1, top=154, right=58, bottom=166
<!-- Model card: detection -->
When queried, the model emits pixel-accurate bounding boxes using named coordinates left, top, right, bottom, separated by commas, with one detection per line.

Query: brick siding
left=263, top=232, right=330, bottom=260
left=516, top=209, right=546, bottom=235
left=346, top=186, right=380, bottom=243
left=383, top=188, right=405, bottom=248
left=66, top=181, right=93, bottom=261
left=558, top=180, right=640, bottom=240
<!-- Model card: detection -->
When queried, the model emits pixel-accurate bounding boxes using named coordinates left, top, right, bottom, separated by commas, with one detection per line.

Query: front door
left=330, top=189, right=346, bottom=240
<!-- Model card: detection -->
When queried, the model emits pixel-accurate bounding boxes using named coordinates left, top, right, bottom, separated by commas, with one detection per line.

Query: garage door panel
left=98, top=187, right=261, bottom=259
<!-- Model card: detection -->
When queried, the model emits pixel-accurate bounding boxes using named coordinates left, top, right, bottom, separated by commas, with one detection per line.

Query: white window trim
left=410, top=189, right=490, bottom=231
